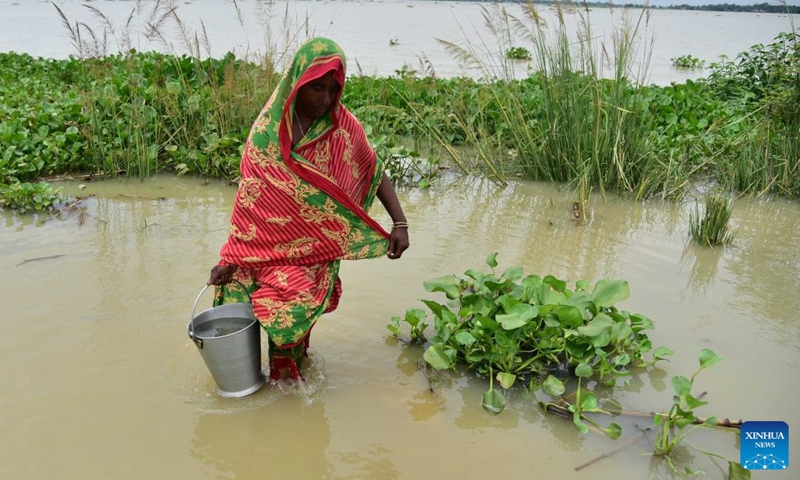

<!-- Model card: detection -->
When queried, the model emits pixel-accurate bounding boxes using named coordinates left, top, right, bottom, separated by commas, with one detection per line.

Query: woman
left=207, top=37, right=409, bottom=382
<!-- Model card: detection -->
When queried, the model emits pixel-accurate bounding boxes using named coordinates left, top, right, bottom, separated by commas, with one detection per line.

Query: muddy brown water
left=1, top=175, right=799, bottom=479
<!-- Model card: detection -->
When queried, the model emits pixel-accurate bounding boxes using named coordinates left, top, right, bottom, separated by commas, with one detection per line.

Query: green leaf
left=698, top=348, right=722, bottom=370
left=630, top=313, right=654, bottom=332
left=614, top=352, right=631, bottom=366
left=485, top=252, right=498, bottom=269
left=459, top=294, right=492, bottom=316
left=539, top=286, right=567, bottom=305
left=423, top=344, right=454, bottom=370
left=575, top=363, right=593, bottom=378
left=573, top=415, right=589, bottom=434
left=440, top=307, right=457, bottom=326
left=420, top=299, right=445, bottom=318
left=591, top=279, right=630, bottom=308
left=543, top=315, right=561, bottom=328
left=683, top=393, right=708, bottom=410
left=553, top=305, right=583, bottom=328
left=581, top=391, right=599, bottom=411
left=476, top=315, right=500, bottom=332
left=542, top=375, right=565, bottom=397
left=543, top=275, right=567, bottom=292
left=501, top=266, right=524, bottom=281
left=496, top=303, right=538, bottom=330
left=577, top=313, right=614, bottom=337
left=497, top=372, right=516, bottom=389
left=387, top=315, right=400, bottom=336
left=653, top=346, right=675, bottom=360
left=564, top=291, right=596, bottom=315
left=454, top=331, right=477, bottom=346
left=482, top=388, right=505, bottom=414
left=495, top=294, right=518, bottom=313
left=493, top=329, right=516, bottom=349
left=575, top=279, right=589, bottom=291
left=403, top=308, right=426, bottom=327
left=565, top=337, right=593, bottom=360
left=522, top=275, right=542, bottom=288
left=423, top=275, right=461, bottom=300
left=671, top=375, right=692, bottom=397
left=605, top=422, right=622, bottom=439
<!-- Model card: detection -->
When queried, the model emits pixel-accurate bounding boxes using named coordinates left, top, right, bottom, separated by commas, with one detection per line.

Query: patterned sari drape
left=214, top=38, right=389, bottom=357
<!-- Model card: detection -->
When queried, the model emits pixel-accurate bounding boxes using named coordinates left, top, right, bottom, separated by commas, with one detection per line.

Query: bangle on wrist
left=391, top=221, right=408, bottom=229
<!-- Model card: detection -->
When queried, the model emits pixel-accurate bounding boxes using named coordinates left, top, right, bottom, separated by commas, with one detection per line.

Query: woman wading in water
left=207, top=38, right=409, bottom=382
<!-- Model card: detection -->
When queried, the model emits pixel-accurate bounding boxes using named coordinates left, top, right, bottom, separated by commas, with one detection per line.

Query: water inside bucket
left=193, top=317, right=253, bottom=338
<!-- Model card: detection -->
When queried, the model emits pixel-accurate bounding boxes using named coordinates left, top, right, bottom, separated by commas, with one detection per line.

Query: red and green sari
left=213, top=38, right=390, bottom=382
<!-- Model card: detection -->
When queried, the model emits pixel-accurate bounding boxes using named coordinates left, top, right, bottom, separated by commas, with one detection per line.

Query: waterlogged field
left=1, top=176, right=799, bottom=480
left=1, top=1, right=800, bottom=479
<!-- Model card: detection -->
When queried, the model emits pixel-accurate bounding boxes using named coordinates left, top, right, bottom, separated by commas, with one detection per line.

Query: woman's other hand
left=208, top=265, right=238, bottom=285
left=387, top=227, right=409, bottom=259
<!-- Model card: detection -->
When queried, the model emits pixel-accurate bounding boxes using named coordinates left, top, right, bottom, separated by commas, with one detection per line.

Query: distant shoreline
left=424, top=1, right=800, bottom=14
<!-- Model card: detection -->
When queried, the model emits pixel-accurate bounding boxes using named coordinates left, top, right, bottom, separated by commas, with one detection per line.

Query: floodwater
left=1, top=175, right=799, bottom=479
left=1, top=0, right=799, bottom=84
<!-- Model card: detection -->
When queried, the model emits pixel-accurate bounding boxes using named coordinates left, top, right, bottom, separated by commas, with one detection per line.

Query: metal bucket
left=187, top=284, right=265, bottom=398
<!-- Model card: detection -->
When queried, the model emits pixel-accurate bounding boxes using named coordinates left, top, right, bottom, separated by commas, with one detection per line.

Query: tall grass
left=689, top=192, right=736, bottom=246
left=52, top=0, right=305, bottom=179
left=418, top=1, right=669, bottom=199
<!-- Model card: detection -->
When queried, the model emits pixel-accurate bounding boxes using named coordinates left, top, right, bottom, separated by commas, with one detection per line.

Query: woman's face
left=295, top=71, right=341, bottom=121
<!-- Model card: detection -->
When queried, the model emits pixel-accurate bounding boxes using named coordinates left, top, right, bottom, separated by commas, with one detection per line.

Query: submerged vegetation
left=0, top=0, right=798, bottom=213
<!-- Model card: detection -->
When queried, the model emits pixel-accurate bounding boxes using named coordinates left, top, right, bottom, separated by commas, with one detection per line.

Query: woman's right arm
left=376, top=173, right=410, bottom=259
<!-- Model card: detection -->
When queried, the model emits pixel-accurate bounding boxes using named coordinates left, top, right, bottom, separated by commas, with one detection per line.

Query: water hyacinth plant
left=388, top=253, right=673, bottom=415
left=505, top=46, right=531, bottom=60
left=653, top=349, right=749, bottom=479
left=671, top=54, right=705, bottom=70
left=689, top=192, right=736, bottom=246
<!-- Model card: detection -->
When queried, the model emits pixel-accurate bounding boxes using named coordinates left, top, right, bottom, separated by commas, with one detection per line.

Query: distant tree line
left=669, top=3, right=800, bottom=13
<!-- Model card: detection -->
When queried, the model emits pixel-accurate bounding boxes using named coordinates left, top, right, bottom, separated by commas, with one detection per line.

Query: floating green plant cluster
left=389, top=254, right=748, bottom=478
left=505, top=46, right=532, bottom=60
left=672, top=54, right=706, bottom=69
left=387, top=253, right=674, bottom=415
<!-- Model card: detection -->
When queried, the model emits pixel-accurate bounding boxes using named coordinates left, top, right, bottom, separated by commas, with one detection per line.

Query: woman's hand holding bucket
left=208, top=265, right=238, bottom=285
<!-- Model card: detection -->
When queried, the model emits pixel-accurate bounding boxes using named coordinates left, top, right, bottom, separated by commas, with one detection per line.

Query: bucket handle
left=188, top=280, right=252, bottom=349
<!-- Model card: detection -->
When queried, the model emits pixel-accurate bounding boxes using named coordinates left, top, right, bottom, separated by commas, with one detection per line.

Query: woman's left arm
left=376, top=173, right=410, bottom=259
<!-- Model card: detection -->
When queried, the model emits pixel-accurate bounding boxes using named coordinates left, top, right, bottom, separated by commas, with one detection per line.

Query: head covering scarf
left=214, top=38, right=390, bottom=375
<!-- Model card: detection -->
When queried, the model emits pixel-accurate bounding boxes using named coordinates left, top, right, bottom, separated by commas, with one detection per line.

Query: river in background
left=1, top=0, right=799, bottom=84
left=1, top=175, right=799, bottom=479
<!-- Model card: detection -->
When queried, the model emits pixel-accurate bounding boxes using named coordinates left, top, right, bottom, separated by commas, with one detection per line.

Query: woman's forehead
left=308, top=71, right=338, bottom=84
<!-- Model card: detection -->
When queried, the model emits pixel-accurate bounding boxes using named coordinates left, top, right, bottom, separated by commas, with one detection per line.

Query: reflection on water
left=1, top=175, right=799, bottom=479
left=679, top=242, right=725, bottom=299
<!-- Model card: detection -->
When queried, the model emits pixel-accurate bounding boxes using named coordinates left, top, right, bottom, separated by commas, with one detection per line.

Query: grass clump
left=671, top=54, right=705, bottom=70
left=505, top=46, right=531, bottom=60
left=689, top=192, right=736, bottom=246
